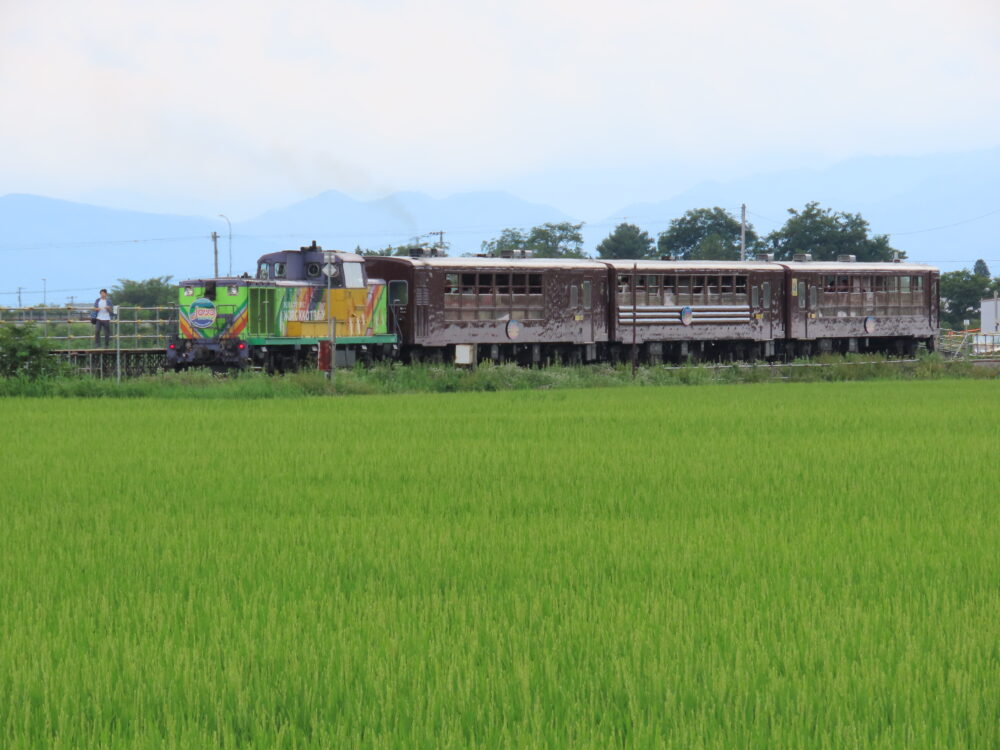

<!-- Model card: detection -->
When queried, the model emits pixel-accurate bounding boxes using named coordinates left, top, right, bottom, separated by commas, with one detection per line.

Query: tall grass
left=1, top=382, right=999, bottom=747
left=0, top=353, right=993, bottom=398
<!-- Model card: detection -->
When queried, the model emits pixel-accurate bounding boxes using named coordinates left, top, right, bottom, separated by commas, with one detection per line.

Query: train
left=166, top=243, right=939, bottom=370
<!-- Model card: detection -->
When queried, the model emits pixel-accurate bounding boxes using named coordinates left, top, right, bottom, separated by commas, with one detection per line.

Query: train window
left=735, top=276, right=747, bottom=296
left=676, top=276, right=690, bottom=299
left=570, top=284, right=579, bottom=307
left=874, top=276, right=886, bottom=292
left=512, top=274, right=527, bottom=295
left=691, top=276, right=704, bottom=295
left=914, top=276, right=924, bottom=291
left=257, top=264, right=270, bottom=280
left=663, top=275, right=675, bottom=293
left=617, top=274, right=630, bottom=292
left=274, top=262, right=286, bottom=278
left=809, top=285, right=818, bottom=309
left=900, top=276, right=911, bottom=292
left=798, top=281, right=806, bottom=308
left=837, top=276, right=850, bottom=293
left=227, top=285, right=239, bottom=296
left=184, top=286, right=194, bottom=297
left=528, top=274, right=542, bottom=294
left=306, top=263, right=321, bottom=278
left=445, top=274, right=459, bottom=294
left=762, top=281, right=771, bottom=307
left=720, top=276, right=734, bottom=294
left=478, top=274, right=493, bottom=295
left=461, top=274, right=476, bottom=293
left=495, top=273, right=511, bottom=295
left=389, top=280, right=408, bottom=306
left=706, top=276, right=719, bottom=297
left=583, top=280, right=592, bottom=309
left=647, top=275, right=660, bottom=295
left=751, top=286, right=760, bottom=307
left=823, top=275, right=836, bottom=292
left=886, top=276, right=898, bottom=292
left=342, top=262, right=365, bottom=288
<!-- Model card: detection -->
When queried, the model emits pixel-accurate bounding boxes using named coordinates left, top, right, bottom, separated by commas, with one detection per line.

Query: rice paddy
left=2, top=380, right=999, bottom=748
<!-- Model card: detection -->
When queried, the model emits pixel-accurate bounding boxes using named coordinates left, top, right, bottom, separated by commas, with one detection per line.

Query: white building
left=981, top=296, right=1000, bottom=333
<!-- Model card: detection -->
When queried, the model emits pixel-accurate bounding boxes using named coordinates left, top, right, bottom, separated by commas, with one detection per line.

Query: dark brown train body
left=364, top=256, right=939, bottom=364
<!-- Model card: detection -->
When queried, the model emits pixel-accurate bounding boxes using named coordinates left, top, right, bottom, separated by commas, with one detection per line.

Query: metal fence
left=937, top=330, right=1000, bottom=358
left=0, top=306, right=177, bottom=349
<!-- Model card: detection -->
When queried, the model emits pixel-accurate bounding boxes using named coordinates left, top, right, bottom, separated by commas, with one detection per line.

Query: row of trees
left=940, top=261, right=1000, bottom=330
left=475, top=203, right=900, bottom=263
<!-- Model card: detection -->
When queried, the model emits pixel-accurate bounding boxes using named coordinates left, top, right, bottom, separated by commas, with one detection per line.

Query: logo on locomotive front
left=189, top=298, right=218, bottom=329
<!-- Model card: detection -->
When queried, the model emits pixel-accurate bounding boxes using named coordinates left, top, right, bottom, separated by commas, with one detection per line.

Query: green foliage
left=110, top=276, right=175, bottom=307
left=0, top=324, right=61, bottom=379
left=482, top=222, right=586, bottom=258
left=940, top=269, right=991, bottom=329
left=657, top=207, right=757, bottom=260
left=765, top=201, right=899, bottom=261
left=2, top=381, right=1000, bottom=747
left=595, top=222, right=655, bottom=259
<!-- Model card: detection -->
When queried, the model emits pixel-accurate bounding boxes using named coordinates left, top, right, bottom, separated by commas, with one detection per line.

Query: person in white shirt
left=93, top=289, right=112, bottom=347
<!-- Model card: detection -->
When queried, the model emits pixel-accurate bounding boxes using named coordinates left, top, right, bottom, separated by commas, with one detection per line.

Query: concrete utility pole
left=17, top=286, right=23, bottom=307
left=740, top=203, right=747, bottom=262
left=42, top=278, right=46, bottom=306
left=211, top=232, right=220, bottom=277
left=430, top=230, right=445, bottom=253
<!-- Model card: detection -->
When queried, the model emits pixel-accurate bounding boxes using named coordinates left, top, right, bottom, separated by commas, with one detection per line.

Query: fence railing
left=937, top=329, right=1000, bottom=358
left=0, top=306, right=177, bottom=349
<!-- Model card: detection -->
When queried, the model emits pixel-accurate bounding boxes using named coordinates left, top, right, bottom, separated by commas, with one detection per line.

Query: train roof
left=777, top=261, right=937, bottom=273
left=370, top=256, right=608, bottom=270
left=601, top=259, right=783, bottom=272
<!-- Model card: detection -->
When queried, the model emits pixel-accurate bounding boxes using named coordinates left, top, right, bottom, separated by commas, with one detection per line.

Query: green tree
left=596, top=223, right=655, bottom=259
left=656, top=207, right=756, bottom=260
left=481, top=228, right=529, bottom=256
left=973, top=259, right=990, bottom=278
left=0, top=324, right=60, bottom=379
left=481, top=222, right=586, bottom=258
left=765, top=202, right=899, bottom=262
left=940, top=269, right=990, bottom=330
left=110, top=277, right=175, bottom=308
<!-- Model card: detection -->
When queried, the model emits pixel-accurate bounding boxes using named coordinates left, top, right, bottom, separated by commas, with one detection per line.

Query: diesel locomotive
left=166, top=242, right=395, bottom=371
left=168, top=245, right=939, bottom=370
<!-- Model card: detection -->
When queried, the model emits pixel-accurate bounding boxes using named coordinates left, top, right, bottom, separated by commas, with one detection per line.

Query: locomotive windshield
left=342, top=261, right=365, bottom=289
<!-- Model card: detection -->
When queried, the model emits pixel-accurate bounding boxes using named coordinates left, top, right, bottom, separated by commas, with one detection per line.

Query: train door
left=752, top=277, right=775, bottom=340
left=387, top=279, right=408, bottom=343
left=413, top=269, right=430, bottom=340
left=568, top=273, right=590, bottom=343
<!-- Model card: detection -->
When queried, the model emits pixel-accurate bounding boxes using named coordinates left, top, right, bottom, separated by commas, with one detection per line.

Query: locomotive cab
left=256, top=241, right=368, bottom=289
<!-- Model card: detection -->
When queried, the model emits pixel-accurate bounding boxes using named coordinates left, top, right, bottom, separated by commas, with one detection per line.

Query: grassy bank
left=0, top=353, right=995, bottom=398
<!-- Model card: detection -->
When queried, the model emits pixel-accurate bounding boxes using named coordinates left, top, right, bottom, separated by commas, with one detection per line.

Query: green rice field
left=2, top=380, right=999, bottom=748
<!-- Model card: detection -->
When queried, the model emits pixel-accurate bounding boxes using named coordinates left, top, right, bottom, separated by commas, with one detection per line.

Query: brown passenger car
left=604, top=260, right=787, bottom=361
left=365, top=257, right=610, bottom=363
left=778, top=261, right=939, bottom=355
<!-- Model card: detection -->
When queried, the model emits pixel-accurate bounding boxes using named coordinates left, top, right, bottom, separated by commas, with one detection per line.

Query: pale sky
left=1, top=0, right=998, bottom=218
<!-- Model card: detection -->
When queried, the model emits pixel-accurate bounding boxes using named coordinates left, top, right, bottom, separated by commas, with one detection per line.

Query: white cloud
left=0, top=0, right=997, bottom=215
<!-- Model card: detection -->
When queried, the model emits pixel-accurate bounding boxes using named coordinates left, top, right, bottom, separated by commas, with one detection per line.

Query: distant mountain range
left=3, top=147, right=998, bottom=305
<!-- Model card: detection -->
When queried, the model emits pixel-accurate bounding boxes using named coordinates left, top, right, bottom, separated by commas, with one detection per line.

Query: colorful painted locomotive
left=167, top=243, right=395, bottom=370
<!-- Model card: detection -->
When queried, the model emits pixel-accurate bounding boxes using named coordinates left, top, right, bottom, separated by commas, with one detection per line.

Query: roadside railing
left=0, top=306, right=178, bottom=349
left=937, top=329, right=1000, bottom=359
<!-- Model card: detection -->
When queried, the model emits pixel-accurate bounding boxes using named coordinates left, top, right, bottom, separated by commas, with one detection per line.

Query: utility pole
left=218, top=215, right=232, bottom=275
left=740, top=203, right=747, bottom=262
left=211, top=232, right=219, bottom=277
left=430, top=230, right=445, bottom=254
left=42, top=278, right=46, bottom=306
left=17, top=287, right=23, bottom=307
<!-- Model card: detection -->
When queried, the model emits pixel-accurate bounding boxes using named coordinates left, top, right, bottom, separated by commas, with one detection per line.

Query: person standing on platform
left=92, top=288, right=113, bottom=347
